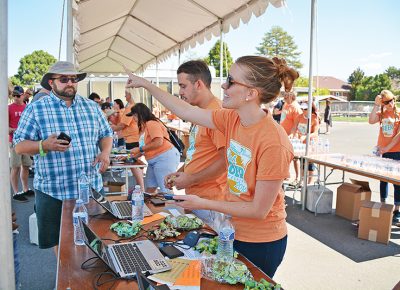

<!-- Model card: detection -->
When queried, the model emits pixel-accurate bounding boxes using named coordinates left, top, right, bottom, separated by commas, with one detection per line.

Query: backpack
left=160, top=121, right=185, bottom=155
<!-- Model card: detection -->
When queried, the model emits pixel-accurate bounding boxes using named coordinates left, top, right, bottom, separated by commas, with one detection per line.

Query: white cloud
left=356, top=52, right=392, bottom=62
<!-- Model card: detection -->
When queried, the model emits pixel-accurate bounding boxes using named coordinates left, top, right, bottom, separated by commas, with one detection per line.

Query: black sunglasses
left=52, top=76, right=79, bottom=84
left=225, top=75, right=253, bottom=89
left=13, top=94, right=21, bottom=98
left=382, top=99, right=394, bottom=105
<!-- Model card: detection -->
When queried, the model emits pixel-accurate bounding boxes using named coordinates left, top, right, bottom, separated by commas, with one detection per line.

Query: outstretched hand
left=122, top=64, right=148, bottom=89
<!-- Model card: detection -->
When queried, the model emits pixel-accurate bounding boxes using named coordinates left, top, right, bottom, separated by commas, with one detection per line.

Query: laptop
left=80, top=219, right=171, bottom=278
left=91, top=188, right=153, bottom=219
left=137, top=271, right=170, bottom=290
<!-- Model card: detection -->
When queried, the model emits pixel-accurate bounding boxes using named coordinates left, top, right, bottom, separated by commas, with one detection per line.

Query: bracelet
left=39, top=140, right=47, bottom=157
left=139, top=146, right=144, bottom=153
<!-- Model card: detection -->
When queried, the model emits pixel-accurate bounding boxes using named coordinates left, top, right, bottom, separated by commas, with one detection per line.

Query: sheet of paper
left=142, top=213, right=165, bottom=225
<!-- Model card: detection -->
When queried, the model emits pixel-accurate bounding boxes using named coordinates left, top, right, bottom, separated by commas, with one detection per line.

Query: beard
left=52, top=82, right=77, bottom=99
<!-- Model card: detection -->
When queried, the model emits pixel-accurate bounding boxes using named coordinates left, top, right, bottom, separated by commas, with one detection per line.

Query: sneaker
left=393, top=210, right=400, bottom=222
left=24, top=189, right=35, bottom=196
left=13, top=192, right=28, bottom=203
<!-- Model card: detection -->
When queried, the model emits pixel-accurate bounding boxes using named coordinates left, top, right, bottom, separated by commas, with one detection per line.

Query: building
left=313, top=76, right=351, bottom=100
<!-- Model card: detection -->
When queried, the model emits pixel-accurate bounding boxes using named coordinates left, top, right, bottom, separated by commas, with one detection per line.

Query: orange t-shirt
left=139, top=120, right=173, bottom=160
left=295, top=114, right=319, bottom=143
left=377, top=110, right=400, bottom=152
left=212, top=109, right=294, bottom=243
left=120, top=103, right=139, bottom=143
left=280, top=102, right=302, bottom=135
left=184, top=98, right=227, bottom=200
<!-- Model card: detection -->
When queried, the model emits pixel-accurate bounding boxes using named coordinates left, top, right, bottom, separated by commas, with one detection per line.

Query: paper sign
left=142, top=213, right=165, bottom=225
left=174, top=260, right=201, bottom=287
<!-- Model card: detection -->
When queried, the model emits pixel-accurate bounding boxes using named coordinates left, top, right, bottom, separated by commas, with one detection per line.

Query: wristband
left=139, top=146, right=144, bottom=153
left=39, top=140, right=47, bottom=157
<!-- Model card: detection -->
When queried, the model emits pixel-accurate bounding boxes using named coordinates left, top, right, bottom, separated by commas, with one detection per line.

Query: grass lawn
left=332, top=116, right=368, bottom=122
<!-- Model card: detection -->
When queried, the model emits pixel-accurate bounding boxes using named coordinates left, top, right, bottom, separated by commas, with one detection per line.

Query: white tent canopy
left=72, top=0, right=285, bottom=74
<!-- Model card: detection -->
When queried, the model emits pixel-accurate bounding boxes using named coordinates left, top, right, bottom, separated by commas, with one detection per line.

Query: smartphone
left=150, top=198, right=165, bottom=206
left=159, top=245, right=184, bottom=259
left=57, top=132, right=72, bottom=144
left=163, top=193, right=184, bottom=202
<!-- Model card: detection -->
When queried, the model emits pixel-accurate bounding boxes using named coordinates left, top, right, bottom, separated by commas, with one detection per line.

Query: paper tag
left=360, top=192, right=365, bottom=200
left=368, top=230, right=378, bottom=242
left=169, top=209, right=181, bottom=217
left=371, top=203, right=381, bottom=218
left=185, top=214, right=196, bottom=218
left=158, top=212, right=170, bottom=217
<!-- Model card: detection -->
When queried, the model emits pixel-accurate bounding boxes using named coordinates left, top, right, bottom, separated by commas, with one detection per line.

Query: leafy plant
left=110, top=221, right=141, bottom=238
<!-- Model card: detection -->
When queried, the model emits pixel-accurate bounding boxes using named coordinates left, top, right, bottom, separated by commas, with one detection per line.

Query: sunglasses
left=13, top=95, right=21, bottom=98
left=225, top=75, right=253, bottom=89
left=382, top=99, right=394, bottom=105
left=52, top=76, right=79, bottom=84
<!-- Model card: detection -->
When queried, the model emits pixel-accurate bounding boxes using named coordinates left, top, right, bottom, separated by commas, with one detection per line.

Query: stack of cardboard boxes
left=336, top=178, right=393, bottom=244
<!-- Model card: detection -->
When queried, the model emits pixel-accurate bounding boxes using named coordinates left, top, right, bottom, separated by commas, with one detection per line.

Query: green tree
left=294, top=76, right=309, bottom=87
left=11, top=50, right=57, bottom=87
left=256, top=26, right=302, bottom=70
left=348, top=67, right=365, bottom=101
left=385, top=66, right=400, bottom=80
left=355, top=74, right=392, bottom=101
left=204, top=40, right=233, bottom=77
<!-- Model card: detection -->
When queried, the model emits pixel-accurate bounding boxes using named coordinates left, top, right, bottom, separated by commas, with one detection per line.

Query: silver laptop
left=91, top=188, right=153, bottom=219
left=80, top=219, right=171, bottom=278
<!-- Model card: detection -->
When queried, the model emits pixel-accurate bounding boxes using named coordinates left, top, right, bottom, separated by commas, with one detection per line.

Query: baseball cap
left=13, top=86, right=24, bottom=96
left=300, top=102, right=309, bottom=110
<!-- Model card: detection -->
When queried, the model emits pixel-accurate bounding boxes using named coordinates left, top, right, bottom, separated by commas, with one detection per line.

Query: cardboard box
left=336, top=178, right=372, bottom=221
left=306, top=185, right=333, bottom=214
left=358, top=201, right=394, bottom=244
left=103, top=181, right=126, bottom=193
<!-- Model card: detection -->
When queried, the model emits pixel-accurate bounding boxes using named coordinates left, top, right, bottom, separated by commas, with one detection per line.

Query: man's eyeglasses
left=382, top=99, right=394, bottom=105
left=12, top=95, right=21, bottom=98
left=225, top=75, right=253, bottom=89
left=52, top=76, right=79, bottom=84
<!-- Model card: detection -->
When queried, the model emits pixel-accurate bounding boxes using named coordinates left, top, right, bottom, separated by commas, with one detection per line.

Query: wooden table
left=56, top=199, right=275, bottom=289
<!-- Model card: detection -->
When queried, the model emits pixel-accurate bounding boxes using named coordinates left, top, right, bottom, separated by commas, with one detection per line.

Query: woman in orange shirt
left=369, top=90, right=400, bottom=222
left=126, top=103, right=180, bottom=193
left=125, top=56, right=298, bottom=278
left=112, top=99, right=126, bottom=146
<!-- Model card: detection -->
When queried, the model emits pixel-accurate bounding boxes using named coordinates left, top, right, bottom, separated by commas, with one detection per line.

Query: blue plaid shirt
left=13, top=92, right=113, bottom=200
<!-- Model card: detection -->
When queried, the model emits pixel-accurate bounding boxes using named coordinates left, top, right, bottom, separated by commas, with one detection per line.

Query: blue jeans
left=13, top=233, right=20, bottom=288
left=380, top=152, right=400, bottom=205
left=145, top=147, right=180, bottom=192
left=234, top=235, right=287, bottom=278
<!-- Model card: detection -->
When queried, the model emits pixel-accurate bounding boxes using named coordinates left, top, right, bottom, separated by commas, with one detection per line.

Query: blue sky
left=8, top=0, right=400, bottom=81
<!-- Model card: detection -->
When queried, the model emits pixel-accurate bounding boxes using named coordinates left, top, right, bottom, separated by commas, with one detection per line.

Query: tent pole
left=0, top=0, right=16, bottom=289
left=66, top=0, right=73, bottom=63
left=301, top=0, right=317, bottom=210
left=219, top=21, right=223, bottom=99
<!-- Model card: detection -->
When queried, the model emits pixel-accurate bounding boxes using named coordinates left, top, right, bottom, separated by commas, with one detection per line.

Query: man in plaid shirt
left=13, top=61, right=113, bottom=252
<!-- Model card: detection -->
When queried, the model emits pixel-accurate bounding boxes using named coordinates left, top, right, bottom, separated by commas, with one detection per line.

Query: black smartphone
left=163, top=193, right=184, bottom=202
left=150, top=198, right=165, bottom=206
left=159, top=245, right=184, bottom=259
left=57, top=132, right=72, bottom=144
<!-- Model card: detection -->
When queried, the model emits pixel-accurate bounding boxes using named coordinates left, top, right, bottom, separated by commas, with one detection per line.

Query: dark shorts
left=302, top=162, right=316, bottom=171
left=117, top=138, right=125, bottom=147
left=125, top=142, right=139, bottom=150
left=35, top=190, right=63, bottom=249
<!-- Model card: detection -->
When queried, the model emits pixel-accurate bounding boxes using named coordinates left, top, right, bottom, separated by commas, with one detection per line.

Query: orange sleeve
left=120, top=112, right=132, bottom=126
left=256, top=145, right=293, bottom=180
left=212, top=109, right=230, bottom=135
left=146, top=120, right=164, bottom=140
left=207, top=127, right=226, bottom=150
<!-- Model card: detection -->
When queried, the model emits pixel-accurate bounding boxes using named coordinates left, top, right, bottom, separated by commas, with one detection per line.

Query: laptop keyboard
left=115, top=202, right=153, bottom=217
left=112, top=243, right=151, bottom=273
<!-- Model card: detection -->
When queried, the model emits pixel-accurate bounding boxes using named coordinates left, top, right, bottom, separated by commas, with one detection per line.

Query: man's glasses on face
left=13, top=95, right=21, bottom=98
left=52, top=76, right=79, bottom=84
left=225, top=75, right=253, bottom=89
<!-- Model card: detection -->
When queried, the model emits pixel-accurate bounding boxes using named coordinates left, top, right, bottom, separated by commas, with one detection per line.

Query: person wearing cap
left=23, top=88, right=33, bottom=104
left=369, top=89, right=400, bottom=222
left=290, top=101, right=319, bottom=184
left=13, top=61, right=113, bottom=252
left=9, top=85, right=34, bottom=202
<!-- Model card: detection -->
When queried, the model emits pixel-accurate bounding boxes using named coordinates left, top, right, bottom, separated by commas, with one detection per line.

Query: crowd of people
left=7, top=56, right=400, bottom=289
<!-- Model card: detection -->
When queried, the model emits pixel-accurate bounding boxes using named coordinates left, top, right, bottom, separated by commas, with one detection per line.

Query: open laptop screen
left=91, top=188, right=113, bottom=213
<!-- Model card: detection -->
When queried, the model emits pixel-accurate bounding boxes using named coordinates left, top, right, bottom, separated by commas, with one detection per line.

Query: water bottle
left=372, top=146, right=380, bottom=156
left=324, top=138, right=330, bottom=153
left=72, top=199, right=88, bottom=246
left=112, top=132, right=118, bottom=148
left=216, top=214, right=235, bottom=261
left=78, top=172, right=90, bottom=204
left=131, top=185, right=144, bottom=222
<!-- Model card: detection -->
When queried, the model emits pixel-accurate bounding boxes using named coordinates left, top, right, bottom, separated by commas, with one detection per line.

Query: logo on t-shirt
left=280, top=110, right=287, bottom=123
left=297, top=122, right=307, bottom=136
left=382, top=117, right=395, bottom=137
left=139, top=134, right=145, bottom=147
left=227, top=140, right=251, bottom=196
left=185, top=125, right=198, bottom=166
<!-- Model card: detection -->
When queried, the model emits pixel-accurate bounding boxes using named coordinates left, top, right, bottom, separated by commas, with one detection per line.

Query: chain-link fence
left=320, top=101, right=374, bottom=117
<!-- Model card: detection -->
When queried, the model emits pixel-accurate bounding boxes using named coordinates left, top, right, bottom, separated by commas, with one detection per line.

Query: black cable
left=92, top=271, right=118, bottom=290
left=80, top=256, right=106, bottom=270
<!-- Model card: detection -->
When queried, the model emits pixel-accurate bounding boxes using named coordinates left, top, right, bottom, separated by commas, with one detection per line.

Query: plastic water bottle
left=216, top=214, right=235, bottom=261
left=78, top=172, right=90, bottom=204
left=372, top=146, right=380, bottom=156
left=324, top=138, right=330, bottom=153
left=112, top=132, right=118, bottom=148
left=131, top=185, right=144, bottom=222
left=72, top=199, right=88, bottom=246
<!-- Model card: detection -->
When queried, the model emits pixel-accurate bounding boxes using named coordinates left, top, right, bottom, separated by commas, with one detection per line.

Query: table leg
left=125, top=168, right=129, bottom=196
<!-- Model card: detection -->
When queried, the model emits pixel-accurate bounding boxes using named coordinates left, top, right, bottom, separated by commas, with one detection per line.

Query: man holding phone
left=13, top=61, right=113, bottom=253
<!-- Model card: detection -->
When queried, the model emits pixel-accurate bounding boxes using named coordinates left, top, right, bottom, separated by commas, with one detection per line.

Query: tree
left=294, top=76, right=309, bottom=87
left=256, top=26, right=302, bottom=70
left=348, top=67, right=365, bottom=101
left=355, top=74, right=392, bottom=101
left=204, top=40, right=233, bottom=77
left=385, top=66, right=400, bottom=80
left=11, top=50, right=57, bottom=87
